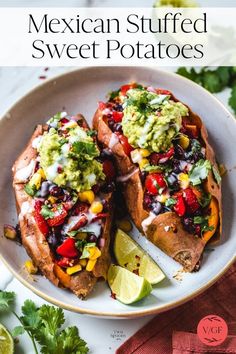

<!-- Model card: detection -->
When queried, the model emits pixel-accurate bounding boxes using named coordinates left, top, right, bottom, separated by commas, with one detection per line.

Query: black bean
left=114, top=104, right=123, bottom=112
left=87, top=234, right=97, bottom=243
left=140, top=171, right=147, bottom=184
left=108, top=119, right=115, bottom=130
left=174, top=144, right=185, bottom=159
left=100, top=149, right=113, bottom=160
left=143, top=194, right=153, bottom=209
left=113, top=123, right=123, bottom=133
left=151, top=202, right=162, bottom=215
left=49, top=185, right=64, bottom=197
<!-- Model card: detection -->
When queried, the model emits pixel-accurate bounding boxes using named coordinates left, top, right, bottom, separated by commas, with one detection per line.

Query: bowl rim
left=1, top=66, right=236, bottom=318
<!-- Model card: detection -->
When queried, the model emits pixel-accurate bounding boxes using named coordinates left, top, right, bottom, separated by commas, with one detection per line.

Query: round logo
left=197, top=315, right=228, bottom=346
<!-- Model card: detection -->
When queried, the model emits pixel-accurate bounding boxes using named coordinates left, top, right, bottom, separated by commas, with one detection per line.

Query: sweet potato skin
left=12, top=121, right=112, bottom=298
left=93, top=95, right=221, bottom=272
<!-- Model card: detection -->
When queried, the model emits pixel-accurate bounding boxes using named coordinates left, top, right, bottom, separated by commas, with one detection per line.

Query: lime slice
left=114, top=229, right=165, bottom=285
left=108, top=264, right=152, bottom=304
left=0, top=323, right=14, bottom=354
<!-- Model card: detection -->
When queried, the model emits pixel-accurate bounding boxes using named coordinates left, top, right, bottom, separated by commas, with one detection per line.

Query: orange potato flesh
left=202, top=197, right=219, bottom=243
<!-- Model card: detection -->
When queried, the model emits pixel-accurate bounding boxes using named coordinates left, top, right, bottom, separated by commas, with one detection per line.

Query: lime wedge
left=0, top=324, right=14, bottom=354
left=114, top=229, right=165, bottom=285
left=108, top=264, right=152, bottom=304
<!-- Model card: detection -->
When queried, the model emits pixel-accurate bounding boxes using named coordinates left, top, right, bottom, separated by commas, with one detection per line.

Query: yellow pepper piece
left=86, top=259, right=97, bottom=271
left=157, top=193, right=169, bottom=203
left=25, top=260, right=38, bottom=274
left=116, top=219, right=133, bottom=232
left=202, top=197, right=219, bottom=243
left=48, top=196, right=57, bottom=204
left=78, top=190, right=95, bottom=204
left=79, top=259, right=87, bottom=267
left=66, top=264, right=82, bottom=275
left=29, top=172, right=42, bottom=190
left=130, top=149, right=142, bottom=164
left=37, top=168, right=46, bottom=179
left=62, top=121, right=77, bottom=129
left=178, top=173, right=189, bottom=189
left=179, top=134, right=190, bottom=149
left=139, top=158, right=149, bottom=170
left=89, top=247, right=102, bottom=260
left=90, top=201, right=103, bottom=214
left=140, top=148, right=151, bottom=157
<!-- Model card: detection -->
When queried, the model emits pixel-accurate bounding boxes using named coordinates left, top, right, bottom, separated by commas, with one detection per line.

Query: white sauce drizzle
left=15, top=160, right=35, bottom=183
left=141, top=212, right=157, bottom=233
left=19, top=201, right=33, bottom=221
left=109, top=133, right=119, bottom=149
left=116, top=168, right=139, bottom=183
left=32, top=136, right=42, bottom=149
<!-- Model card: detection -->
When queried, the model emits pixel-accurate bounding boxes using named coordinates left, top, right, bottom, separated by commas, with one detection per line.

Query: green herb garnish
left=189, top=159, right=211, bottom=185
left=40, top=205, right=54, bottom=219
left=24, top=183, right=37, bottom=197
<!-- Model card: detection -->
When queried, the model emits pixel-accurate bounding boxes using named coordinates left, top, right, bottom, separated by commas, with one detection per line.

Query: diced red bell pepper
left=56, top=238, right=78, bottom=258
left=56, top=257, right=74, bottom=268
left=116, top=134, right=134, bottom=156
left=60, top=118, right=70, bottom=125
left=149, top=147, right=174, bottom=165
left=174, top=195, right=186, bottom=217
left=120, top=83, right=136, bottom=96
left=47, top=206, right=68, bottom=227
left=145, top=173, right=167, bottom=195
left=183, top=188, right=200, bottom=214
left=33, top=200, right=49, bottom=236
left=112, top=111, right=123, bottom=123
left=102, top=160, right=116, bottom=181
left=156, top=89, right=171, bottom=95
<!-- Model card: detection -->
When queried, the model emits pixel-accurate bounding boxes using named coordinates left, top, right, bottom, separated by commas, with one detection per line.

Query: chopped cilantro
left=72, top=141, right=99, bottom=159
left=165, top=197, right=177, bottom=207
left=189, top=159, right=211, bottom=185
left=24, top=183, right=37, bottom=197
left=193, top=216, right=214, bottom=233
left=87, top=129, right=97, bottom=137
left=75, top=239, right=87, bottom=251
left=199, top=192, right=211, bottom=208
left=109, top=89, right=120, bottom=100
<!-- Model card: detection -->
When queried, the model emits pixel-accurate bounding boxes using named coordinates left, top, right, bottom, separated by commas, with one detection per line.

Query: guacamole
left=38, top=124, right=104, bottom=192
left=122, top=88, right=189, bottom=153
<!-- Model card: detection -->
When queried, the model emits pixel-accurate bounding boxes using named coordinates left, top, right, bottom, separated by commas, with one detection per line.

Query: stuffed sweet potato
left=12, top=113, right=114, bottom=298
left=93, top=84, right=222, bottom=272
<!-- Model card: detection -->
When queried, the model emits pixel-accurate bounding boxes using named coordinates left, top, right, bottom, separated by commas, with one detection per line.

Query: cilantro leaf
left=194, top=216, right=214, bottom=233
left=109, top=89, right=120, bottom=101
left=24, top=183, right=37, bottom=197
left=87, top=129, right=97, bottom=137
left=189, top=159, right=211, bottom=185
left=40, top=205, right=54, bottom=219
left=58, top=327, right=89, bottom=354
left=212, top=166, right=222, bottom=185
left=229, top=85, right=236, bottom=114
left=72, top=141, right=99, bottom=159
left=199, top=192, right=211, bottom=208
left=165, top=197, right=177, bottom=207
left=21, top=299, right=41, bottom=333
left=0, top=291, right=15, bottom=311
left=12, top=325, right=25, bottom=337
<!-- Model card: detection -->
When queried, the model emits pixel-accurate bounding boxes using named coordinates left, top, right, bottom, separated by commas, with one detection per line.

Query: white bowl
left=0, top=67, right=235, bottom=318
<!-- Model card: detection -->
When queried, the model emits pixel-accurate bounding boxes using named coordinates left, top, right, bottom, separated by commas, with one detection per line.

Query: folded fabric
left=116, top=262, right=236, bottom=354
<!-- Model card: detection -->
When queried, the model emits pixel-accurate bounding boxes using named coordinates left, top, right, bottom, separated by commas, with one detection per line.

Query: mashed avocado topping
left=38, top=123, right=104, bottom=192
left=122, top=88, right=189, bottom=153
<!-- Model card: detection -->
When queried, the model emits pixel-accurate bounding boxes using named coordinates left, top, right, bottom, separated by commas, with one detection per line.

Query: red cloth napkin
left=117, top=262, right=236, bottom=354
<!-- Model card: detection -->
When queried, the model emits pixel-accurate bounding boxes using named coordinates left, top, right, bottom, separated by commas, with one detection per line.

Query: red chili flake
left=39, top=75, right=47, bottom=80
left=135, top=255, right=141, bottom=260
left=133, top=269, right=139, bottom=276
left=111, top=292, right=116, bottom=299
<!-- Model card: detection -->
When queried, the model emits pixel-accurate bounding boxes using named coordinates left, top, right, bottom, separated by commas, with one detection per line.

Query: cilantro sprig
left=0, top=291, right=88, bottom=354
left=177, top=66, right=236, bottom=115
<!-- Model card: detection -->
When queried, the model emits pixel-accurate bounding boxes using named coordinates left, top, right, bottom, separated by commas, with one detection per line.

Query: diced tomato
left=102, top=160, right=116, bottom=181
left=60, top=118, right=70, bottom=125
left=98, top=101, right=107, bottom=110
left=183, top=188, right=200, bottom=214
left=112, top=111, right=123, bottom=123
left=120, top=83, right=136, bottom=96
left=145, top=173, right=167, bottom=195
left=174, top=195, right=186, bottom=217
left=47, top=206, right=68, bottom=227
left=156, top=89, right=171, bottom=95
left=56, top=238, right=78, bottom=258
left=56, top=257, right=74, bottom=268
left=92, top=213, right=109, bottom=222
left=116, top=134, right=134, bottom=156
left=33, top=200, right=49, bottom=236
left=73, top=202, right=89, bottom=215
left=149, top=147, right=174, bottom=165
left=185, top=124, right=199, bottom=138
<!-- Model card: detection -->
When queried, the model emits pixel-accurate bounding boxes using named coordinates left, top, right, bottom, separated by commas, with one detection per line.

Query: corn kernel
left=89, top=247, right=101, bottom=260
left=140, top=149, right=151, bottom=157
left=29, top=172, right=42, bottom=190
left=130, top=149, right=142, bottom=164
left=66, top=264, right=82, bottom=275
left=139, top=158, right=149, bottom=170
left=116, top=219, right=133, bottom=232
left=179, top=134, right=190, bottom=149
left=25, top=260, right=38, bottom=274
left=86, top=259, right=97, bottom=271
left=63, top=121, right=77, bottom=129
left=48, top=196, right=57, bottom=204
left=37, top=168, right=46, bottom=179
left=89, top=201, right=103, bottom=214
left=178, top=173, right=189, bottom=189
left=78, top=190, right=95, bottom=204
left=79, top=259, right=87, bottom=267
left=157, top=193, right=170, bottom=203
